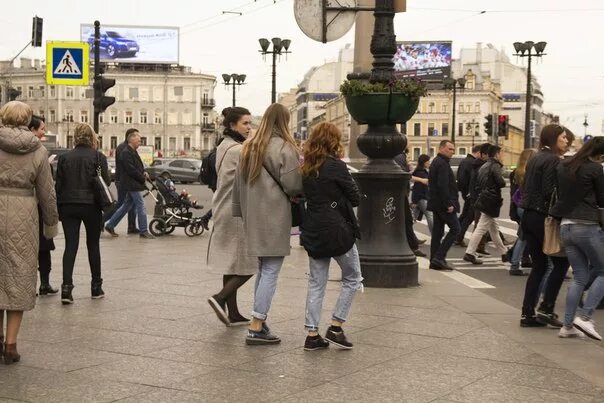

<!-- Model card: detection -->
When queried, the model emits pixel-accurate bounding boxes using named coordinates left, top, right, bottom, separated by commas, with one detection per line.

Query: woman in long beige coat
left=207, top=107, right=257, bottom=327
left=0, top=101, right=59, bottom=364
left=233, top=103, right=303, bottom=345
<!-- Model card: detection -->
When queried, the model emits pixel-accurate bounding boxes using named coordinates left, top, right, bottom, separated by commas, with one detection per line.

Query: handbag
left=93, top=152, right=116, bottom=212
left=543, top=187, right=565, bottom=257
left=262, top=163, right=303, bottom=227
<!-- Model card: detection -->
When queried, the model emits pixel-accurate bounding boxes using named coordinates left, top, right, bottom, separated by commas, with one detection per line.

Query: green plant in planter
left=341, top=78, right=427, bottom=125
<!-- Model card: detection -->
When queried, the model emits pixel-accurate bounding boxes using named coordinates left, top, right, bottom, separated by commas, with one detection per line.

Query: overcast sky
left=2, top=0, right=603, bottom=137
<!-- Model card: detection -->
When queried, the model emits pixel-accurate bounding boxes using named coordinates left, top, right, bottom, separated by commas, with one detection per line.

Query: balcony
left=201, top=98, right=215, bottom=108
left=201, top=123, right=216, bottom=132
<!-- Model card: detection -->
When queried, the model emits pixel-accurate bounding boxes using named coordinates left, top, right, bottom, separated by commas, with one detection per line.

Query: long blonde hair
left=515, top=148, right=537, bottom=186
left=240, top=103, right=298, bottom=183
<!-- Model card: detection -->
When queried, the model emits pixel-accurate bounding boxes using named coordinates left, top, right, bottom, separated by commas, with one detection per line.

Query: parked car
left=148, top=158, right=202, bottom=184
left=87, top=31, right=139, bottom=59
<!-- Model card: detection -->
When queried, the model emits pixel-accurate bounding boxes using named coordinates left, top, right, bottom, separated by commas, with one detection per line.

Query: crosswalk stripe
left=416, top=257, right=497, bottom=288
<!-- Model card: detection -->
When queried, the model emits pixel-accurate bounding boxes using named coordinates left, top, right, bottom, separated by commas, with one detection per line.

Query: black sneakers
left=413, top=249, right=427, bottom=257
left=208, top=296, right=229, bottom=326
left=246, top=323, right=281, bottom=345
left=104, top=226, right=119, bottom=237
left=430, top=258, right=453, bottom=271
left=463, top=253, right=483, bottom=265
left=536, top=310, right=563, bottom=328
left=39, top=283, right=59, bottom=295
left=520, top=314, right=546, bottom=327
left=61, top=284, right=74, bottom=305
left=304, top=335, right=330, bottom=351
left=325, top=327, right=353, bottom=349
left=91, top=284, right=105, bottom=299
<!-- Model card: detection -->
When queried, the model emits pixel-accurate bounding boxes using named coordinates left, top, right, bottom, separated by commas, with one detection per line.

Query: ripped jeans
left=304, top=245, right=363, bottom=331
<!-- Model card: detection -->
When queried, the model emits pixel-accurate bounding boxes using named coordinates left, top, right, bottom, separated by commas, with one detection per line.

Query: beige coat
left=232, top=135, right=303, bottom=257
left=207, top=137, right=257, bottom=275
left=0, top=125, right=58, bottom=311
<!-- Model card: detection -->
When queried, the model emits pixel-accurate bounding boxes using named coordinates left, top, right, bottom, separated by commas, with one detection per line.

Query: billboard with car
left=393, top=41, right=452, bottom=80
left=80, top=24, right=179, bottom=64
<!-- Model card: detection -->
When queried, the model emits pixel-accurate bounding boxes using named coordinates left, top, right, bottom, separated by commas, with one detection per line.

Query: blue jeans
left=560, top=224, right=604, bottom=327
left=252, top=256, right=285, bottom=321
left=304, top=245, right=363, bottom=331
left=105, top=191, right=148, bottom=233
left=413, top=199, right=433, bottom=234
left=430, top=210, right=460, bottom=262
left=510, top=208, right=526, bottom=270
left=103, top=182, right=137, bottom=231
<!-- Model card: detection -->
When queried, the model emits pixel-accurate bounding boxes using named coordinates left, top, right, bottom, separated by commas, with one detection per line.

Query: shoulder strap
left=262, top=163, right=287, bottom=197
left=216, top=144, right=239, bottom=174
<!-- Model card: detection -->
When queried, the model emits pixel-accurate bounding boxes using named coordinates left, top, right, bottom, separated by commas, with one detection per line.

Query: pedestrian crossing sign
left=46, top=41, right=89, bottom=85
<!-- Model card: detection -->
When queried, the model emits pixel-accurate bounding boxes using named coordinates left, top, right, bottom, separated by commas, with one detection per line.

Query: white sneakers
left=573, top=317, right=602, bottom=341
left=558, top=326, right=585, bottom=338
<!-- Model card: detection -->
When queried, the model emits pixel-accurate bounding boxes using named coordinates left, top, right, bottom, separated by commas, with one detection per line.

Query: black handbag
left=262, top=163, right=304, bottom=227
left=93, top=152, right=116, bottom=212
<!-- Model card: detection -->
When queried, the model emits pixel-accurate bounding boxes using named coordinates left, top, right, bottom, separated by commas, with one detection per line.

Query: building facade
left=0, top=58, right=217, bottom=156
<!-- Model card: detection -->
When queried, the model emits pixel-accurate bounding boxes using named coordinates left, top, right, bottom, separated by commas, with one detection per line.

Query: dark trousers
left=404, top=198, right=419, bottom=251
left=521, top=210, right=569, bottom=316
left=430, top=210, right=461, bottom=261
left=38, top=250, right=52, bottom=284
left=103, top=181, right=137, bottom=231
left=457, top=197, right=474, bottom=242
left=60, top=204, right=103, bottom=286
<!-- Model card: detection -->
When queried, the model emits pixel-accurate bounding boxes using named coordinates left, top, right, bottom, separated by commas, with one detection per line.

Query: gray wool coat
left=0, top=125, right=59, bottom=311
left=232, top=135, right=303, bottom=257
left=207, top=137, right=257, bottom=275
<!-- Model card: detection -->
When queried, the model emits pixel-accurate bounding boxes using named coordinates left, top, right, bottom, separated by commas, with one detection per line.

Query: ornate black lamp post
left=258, top=37, right=291, bottom=104
left=513, top=41, right=546, bottom=149
left=444, top=77, right=466, bottom=143
left=222, top=73, right=246, bottom=107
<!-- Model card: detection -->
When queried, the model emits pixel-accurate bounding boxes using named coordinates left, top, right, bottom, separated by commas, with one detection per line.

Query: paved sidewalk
left=1, top=223, right=603, bottom=402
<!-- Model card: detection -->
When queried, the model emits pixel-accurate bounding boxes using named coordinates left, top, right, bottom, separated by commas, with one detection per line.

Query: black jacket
left=550, top=160, right=604, bottom=222
left=468, top=157, right=486, bottom=201
left=114, top=141, right=128, bottom=182
left=509, top=169, right=520, bottom=222
left=56, top=145, right=110, bottom=205
left=411, top=168, right=429, bottom=203
left=300, top=158, right=361, bottom=258
left=118, top=145, right=147, bottom=192
left=475, top=158, right=506, bottom=218
left=427, top=153, right=459, bottom=213
left=456, top=154, right=475, bottom=199
left=521, top=147, right=560, bottom=214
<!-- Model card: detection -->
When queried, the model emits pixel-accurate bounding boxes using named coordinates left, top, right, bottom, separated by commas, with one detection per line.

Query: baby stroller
left=146, top=178, right=206, bottom=237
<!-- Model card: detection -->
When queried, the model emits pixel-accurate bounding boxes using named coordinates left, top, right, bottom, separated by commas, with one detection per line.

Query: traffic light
left=31, top=16, right=43, bottom=47
left=93, top=76, right=116, bottom=114
left=484, top=114, right=493, bottom=136
left=8, top=87, right=21, bottom=101
left=498, top=115, right=509, bottom=138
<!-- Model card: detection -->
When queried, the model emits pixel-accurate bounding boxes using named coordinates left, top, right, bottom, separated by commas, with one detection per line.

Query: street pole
left=523, top=51, right=532, bottom=150
left=232, top=82, right=236, bottom=107
left=271, top=50, right=277, bottom=104
left=451, top=86, right=457, bottom=143
left=93, top=20, right=100, bottom=134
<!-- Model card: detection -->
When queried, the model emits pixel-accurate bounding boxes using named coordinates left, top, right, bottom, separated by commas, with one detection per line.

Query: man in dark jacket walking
left=427, top=140, right=460, bottom=270
left=455, top=145, right=481, bottom=246
left=104, top=130, right=154, bottom=239
left=103, top=129, right=138, bottom=233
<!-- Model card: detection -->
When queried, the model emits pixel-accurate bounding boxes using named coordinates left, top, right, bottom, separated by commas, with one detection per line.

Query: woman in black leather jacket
left=519, top=124, right=571, bottom=327
left=300, top=123, right=362, bottom=351
left=552, top=137, right=604, bottom=339
left=55, top=124, right=110, bottom=304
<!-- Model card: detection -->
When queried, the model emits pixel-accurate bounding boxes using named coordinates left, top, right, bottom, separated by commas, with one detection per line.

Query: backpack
left=200, top=148, right=217, bottom=191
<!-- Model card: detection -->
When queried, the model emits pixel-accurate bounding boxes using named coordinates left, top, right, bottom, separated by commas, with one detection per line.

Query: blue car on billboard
left=88, top=31, right=139, bottom=59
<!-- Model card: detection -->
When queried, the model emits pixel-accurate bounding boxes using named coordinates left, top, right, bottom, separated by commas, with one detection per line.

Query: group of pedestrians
left=207, top=104, right=362, bottom=350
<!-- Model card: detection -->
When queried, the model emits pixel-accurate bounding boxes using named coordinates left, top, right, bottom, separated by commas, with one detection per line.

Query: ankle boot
left=39, top=283, right=59, bottom=295
left=3, top=343, right=20, bottom=365
left=61, top=284, right=74, bottom=305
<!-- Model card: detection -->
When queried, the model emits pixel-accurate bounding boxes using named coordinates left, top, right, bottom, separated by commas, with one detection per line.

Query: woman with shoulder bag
left=232, top=103, right=303, bottom=345
left=551, top=137, right=604, bottom=340
left=207, top=107, right=256, bottom=327
left=55, top=124, right=110, bottom=304
left=300, top=123, right=363, bottom=351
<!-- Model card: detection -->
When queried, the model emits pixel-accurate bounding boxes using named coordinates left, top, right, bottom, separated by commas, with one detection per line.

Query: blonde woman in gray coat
left=207, top=107, right=257, bottom=327
left=233, top=103, right=303, bottom=345
left=0, top=101, right=59, bottom=364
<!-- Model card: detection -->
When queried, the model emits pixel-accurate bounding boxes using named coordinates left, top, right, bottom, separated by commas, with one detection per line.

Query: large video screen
left=393, top=41, right=452, bottom=80
left=80, top=24, right=179, bottom=64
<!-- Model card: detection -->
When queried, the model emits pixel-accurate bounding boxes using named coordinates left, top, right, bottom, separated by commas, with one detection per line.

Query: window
left=414, top=123, right=421, bottom=136
left=475, top=102, right=480, bottom=113
left=128, top=87, right=138, bottom=100
left=80, top=88, right=87, bottom=99
left=465, top=104, right=471, bottom=113
left=99, top=113, right=104, bottom=123
left=110, top=110, right=118, bottom=124
left=39, top=86, right=45, bottom=98
left=442, top=123, right=449, bottom=136
left=413, top=147, right=421, bottom=161
left=458, top=123, right=464, bottom=136
left=169, top=137, right=176, bottom=150
left=140, top=137, right=147, bottom=146
left=125, top=111, right=133, bottom=124
left=154, top=111, right=162, bottom=124
left=202, top=91, right=209, bottom=104
left=80, top=110, right=89, bottom=123
left=110, top=136, right=118, bottom=149
left=64, top=109, right=74, bottom=122
left=441, top=104, right=448, bottom=113
left=202, top=112, right=209, bottom=125
left=97, top=136, right=103, bottom=149
left=427, top=122, right=435, bottom=137
left=459, top=147, right=467, bottom=155
left=67, top=136, right=74, bottom=149
left=154, top=137, right=162, bottom=151
left=169, top=160, right=183, bottom=169
left=38, top=110, right=44, bottom=119
left=458, top=103, right=463, bottom=113
left=428, top=102, right=435, bottom=113
left=429, top=147, right=435, bottom=157
left=174, top=86, right=184, bottom=96
left=49, top=86, right=56, bottom=98
left=66, top=87, right=74, bottom=98
left=49, top=110, right=55, bottom=123
left=184, top=137, right=191, bottom=151
left=140, top=111, right=148, bottom=124
left=28, top=86, right=34, bottom=98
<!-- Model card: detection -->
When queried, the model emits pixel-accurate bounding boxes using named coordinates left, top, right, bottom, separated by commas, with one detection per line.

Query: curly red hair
left=301, top=122, right=344, bottom=177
